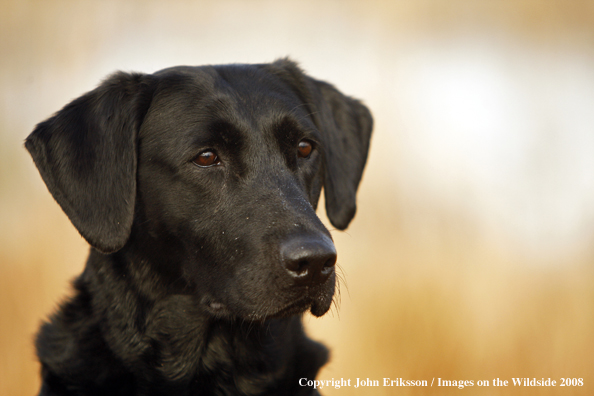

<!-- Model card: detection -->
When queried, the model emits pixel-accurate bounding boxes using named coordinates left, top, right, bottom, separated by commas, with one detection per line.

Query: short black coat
left=26, top=59, right=372, bottom=396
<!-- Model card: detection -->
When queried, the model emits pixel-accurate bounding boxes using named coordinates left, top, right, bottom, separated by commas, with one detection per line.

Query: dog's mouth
left=254, top=294, right=332, bottom=320
left=268, top=297, right=316, bottom=318
left=202, top=288, right=334, bottom=321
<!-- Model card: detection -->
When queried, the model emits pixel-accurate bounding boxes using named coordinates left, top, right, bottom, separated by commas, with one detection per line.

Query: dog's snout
left=280, top=236, right=337, bottom=285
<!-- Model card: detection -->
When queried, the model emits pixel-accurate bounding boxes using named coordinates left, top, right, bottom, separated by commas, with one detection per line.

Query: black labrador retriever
left=26, top=59, right=372, bottom=396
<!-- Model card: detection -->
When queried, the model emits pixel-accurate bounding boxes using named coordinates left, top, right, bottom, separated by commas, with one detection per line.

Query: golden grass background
left=2, top=1, right=594, bottom=394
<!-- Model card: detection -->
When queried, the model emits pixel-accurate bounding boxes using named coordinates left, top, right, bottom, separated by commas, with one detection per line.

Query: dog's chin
left=309, top=299, right=332, bottom=317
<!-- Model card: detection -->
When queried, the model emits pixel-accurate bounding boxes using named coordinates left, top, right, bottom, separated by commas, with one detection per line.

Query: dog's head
left=26, top=59, right=372, bottom=320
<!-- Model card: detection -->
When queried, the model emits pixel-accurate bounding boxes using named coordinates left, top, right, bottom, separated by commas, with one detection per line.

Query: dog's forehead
left=141, top=65, right=316, bottom=162
left=153, top=65, right=303, bottom=117
left=143, top=65, right=312, bottom=142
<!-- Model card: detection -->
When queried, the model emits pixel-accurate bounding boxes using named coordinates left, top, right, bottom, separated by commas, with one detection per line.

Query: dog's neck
left=36, top=248, right=327, bottom=395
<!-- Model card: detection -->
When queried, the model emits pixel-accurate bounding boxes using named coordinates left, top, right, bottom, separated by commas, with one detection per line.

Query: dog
left=26, top=58, right=372, bottom=396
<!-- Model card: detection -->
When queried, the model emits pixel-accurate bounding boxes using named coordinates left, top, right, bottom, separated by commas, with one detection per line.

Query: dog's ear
left=266, top=59, right=373, bottom=230
left=25, top=72, right=153, bottom=253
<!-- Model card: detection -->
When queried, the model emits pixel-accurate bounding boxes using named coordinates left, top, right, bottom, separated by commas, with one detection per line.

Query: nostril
left=284, top=258, right=305, bottom=276
left=324, top=256, right=336, bottom=269
left=286, top=258, right=310, bottom=275
left=297, top=260, right=309, bottom=274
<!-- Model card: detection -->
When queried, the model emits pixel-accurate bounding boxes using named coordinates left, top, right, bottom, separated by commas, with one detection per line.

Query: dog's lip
left=269, top=297, right=313, bottom=318
left=201, top=295, right=232, bottom=317
left=201, top=291, right=312, bottom=319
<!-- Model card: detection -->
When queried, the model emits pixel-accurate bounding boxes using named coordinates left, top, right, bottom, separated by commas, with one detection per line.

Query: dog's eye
left=297, top=140, right=313, bottom=159
left=193, top=150, right=221, bottom=167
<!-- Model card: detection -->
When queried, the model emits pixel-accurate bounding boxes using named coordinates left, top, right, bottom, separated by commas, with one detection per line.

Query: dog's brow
left=273, top=116, right=302, bottom=142
left=206, top=120, right=245, bottom=147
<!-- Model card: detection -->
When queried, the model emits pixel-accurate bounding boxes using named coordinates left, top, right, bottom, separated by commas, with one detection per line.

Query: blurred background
left=2, top=0, right=594, bottom=394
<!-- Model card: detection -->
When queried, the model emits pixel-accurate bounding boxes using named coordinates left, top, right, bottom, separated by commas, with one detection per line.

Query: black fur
left=26, top=59, right=372, bottom=396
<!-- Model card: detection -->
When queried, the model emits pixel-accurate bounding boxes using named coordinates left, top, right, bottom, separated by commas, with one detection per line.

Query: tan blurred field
left=2, top=1, right=594, bottom=395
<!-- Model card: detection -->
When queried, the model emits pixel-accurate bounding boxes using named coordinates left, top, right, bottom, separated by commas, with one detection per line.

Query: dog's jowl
left=26, top=59, right=372, bottom=396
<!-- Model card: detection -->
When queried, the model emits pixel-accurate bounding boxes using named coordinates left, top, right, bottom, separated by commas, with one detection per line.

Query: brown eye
left=297, top=140, right=313, bottom=158
left=193, top=150, right=220, bottom=167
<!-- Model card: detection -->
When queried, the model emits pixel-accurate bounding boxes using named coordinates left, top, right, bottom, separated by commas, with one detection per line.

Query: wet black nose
left=280, top=235, right=337, bottom=286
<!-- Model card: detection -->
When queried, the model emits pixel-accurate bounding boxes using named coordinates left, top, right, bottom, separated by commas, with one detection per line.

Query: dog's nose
left=280, top=236, right=337, bottom=285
